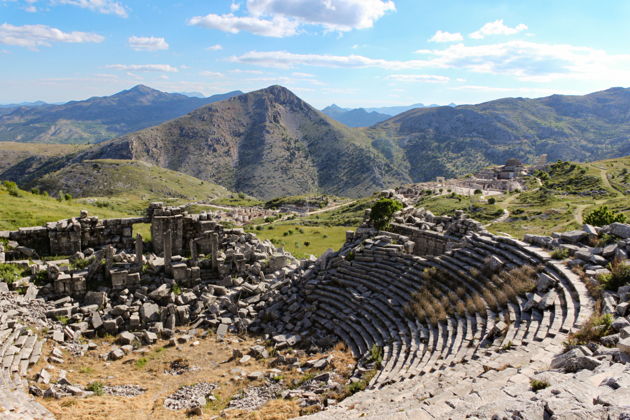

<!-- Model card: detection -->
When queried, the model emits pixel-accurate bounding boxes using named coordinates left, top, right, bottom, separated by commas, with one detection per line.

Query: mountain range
left=0, top=85, right=243, bottom=144
left=321, top=102, right=456, bottom=127
left=1, top=85, right=629, bottom=200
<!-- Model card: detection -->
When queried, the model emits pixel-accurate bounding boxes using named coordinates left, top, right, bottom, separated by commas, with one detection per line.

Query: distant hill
left=369, top=87, right=630, bottom=181
left=32, top=159, right=229, bottom=201
left=321, top=105, right=390, bottom=127
left=0, top=85, right=243, bottom=144
left=364, top=103, right=429, bottom=116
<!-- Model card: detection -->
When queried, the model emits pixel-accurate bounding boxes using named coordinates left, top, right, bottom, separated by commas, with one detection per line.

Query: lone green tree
left=584, top=205, right=627, bottom=227
left=369, top=198, right=404, bottom=230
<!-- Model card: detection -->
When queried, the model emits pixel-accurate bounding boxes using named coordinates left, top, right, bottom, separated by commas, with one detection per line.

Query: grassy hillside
left=419, top=156, right=630, bottom=238
left=0, top=182, right=132, bottom=231
left=30, top=159, right=231, bottom=215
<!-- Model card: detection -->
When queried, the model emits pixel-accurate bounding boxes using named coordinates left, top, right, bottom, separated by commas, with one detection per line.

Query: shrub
left=487, top=197, right=496, bottom=204
left=64, top=193, right=73, bottom=201
left=369, top=344, right=383, bottom=369
left=369, top=198, right=404, bottom=230
left=584, top=205, right=627, bottom=226
left=3, top=181, right=20, bottom=197
left=551, top=248, right=570, bottom=260
left=474, top=189, right=482, bottom=195
left=303, top=241, right=310, bottom=247
left=171, top=283, right=182, bottom=295
left=530, top=379, right=550, bottom=392
left=30, top=187, right=40, bottom=195
left=0, top=264, right=24, bottom=284
left=598, top=260, right=630, bottom=291
left=86, top=381, right=104, bottom=396
left=565, top=313, right=613, bottom=346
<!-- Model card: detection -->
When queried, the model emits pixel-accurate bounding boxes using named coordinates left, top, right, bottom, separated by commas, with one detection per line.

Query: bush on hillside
left=584, top=205, right=627, bottom=226
left=3, top=181, right=20, bottom=197
left=369, top=198, right=403, bottom=230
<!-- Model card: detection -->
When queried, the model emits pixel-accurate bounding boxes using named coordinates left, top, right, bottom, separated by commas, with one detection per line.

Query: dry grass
left=33, top=332, right=356, bottom=420
left=406, top=264, right=539, bottom=324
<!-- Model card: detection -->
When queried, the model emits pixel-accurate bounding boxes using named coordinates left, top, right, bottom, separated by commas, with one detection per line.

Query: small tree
left=369, top=198, right=403, bottom=230
left=584, top=205, right=627, bottom=227
left=488, top=197, right=496, bottom=205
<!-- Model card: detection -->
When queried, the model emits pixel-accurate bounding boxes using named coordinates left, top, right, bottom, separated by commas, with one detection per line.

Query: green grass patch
left=0, top=263, right=25, bottom=285
left=250, top=224, right=350, bottom=258
left=86, top=381, right=104, bottom=396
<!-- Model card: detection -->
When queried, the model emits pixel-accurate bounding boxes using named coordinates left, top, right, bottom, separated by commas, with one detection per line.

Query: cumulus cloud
left=128, top=36, right=168, bottom=51
left=0, top=23, right=104, bottom=49
left=469, top=19, right=527, bottom=39
left=188, top=13, right=298, bottom=37
left=190, top=0, right=395, bottom=37
left=230, top=1, right=240, bottom=12
left=106, top=64, right=178, bottom=72
left=247, top=0, right=395, bottom=31
left=55, top=0, right=128, bottom=17
left=386, top=74, right=449, bottom=83
left=206, top=44, right=223, bottom=51
left=428, top=30, right=463, bottom=43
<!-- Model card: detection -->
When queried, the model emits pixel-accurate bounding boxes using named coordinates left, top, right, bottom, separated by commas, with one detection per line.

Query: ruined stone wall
left=6, top=214, right=146, bottom=257
left=389, top=223, right=458, bottom=256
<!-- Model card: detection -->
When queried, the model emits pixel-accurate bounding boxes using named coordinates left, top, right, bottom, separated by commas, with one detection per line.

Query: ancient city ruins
left=1, top=197, right=630, bottom=418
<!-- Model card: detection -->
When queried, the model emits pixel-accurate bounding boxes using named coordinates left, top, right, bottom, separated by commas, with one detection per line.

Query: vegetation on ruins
left=530, top=379, right=550, bottom=392
left=598, top=259, right=630, bottom=291
left=551, top=248, right=570, bottom=260
left=405, top=264, right=538, bottom=326
left=565, top=313, right=614, bottom=347
left=369, top=198, right=404, bottom=230
left=0, top=263, right=25, bottom=284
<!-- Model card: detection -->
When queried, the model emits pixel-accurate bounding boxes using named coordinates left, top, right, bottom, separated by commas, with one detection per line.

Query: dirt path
left=305, top=200, right=357, bottom=215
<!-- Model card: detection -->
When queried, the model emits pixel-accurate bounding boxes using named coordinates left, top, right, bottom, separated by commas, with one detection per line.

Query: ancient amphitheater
left=1, top=201, right=629, bottom=419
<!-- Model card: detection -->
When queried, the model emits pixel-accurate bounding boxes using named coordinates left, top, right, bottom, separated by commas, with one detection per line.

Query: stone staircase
left=303, top=231, right=593, bottom=392
left=0, top=310, right=54, bottom=419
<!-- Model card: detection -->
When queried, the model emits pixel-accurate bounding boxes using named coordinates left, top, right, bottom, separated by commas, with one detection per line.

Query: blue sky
left=1, top=0, right=630, bottom=108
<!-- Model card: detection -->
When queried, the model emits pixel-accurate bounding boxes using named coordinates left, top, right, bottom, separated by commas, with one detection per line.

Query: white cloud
left=128, top=36, right=168, bottom=51
left=55, top=0, right=128, bottom=17
left=231, top=41, right=630, bottom=85
left=230, top=68, right=264, bottom=74
left=106, top=64, right=178, bottom=72
left=469, top=19, right=527, bottom=39
left=188, top=13, right=298, bottom=37
left=200, top=70, right=224, bottom=78
left=428, top=30, right=463, bottom=43
left=190, top=0, right=395, bottom=37
left=0, top=23, right=104, bottom=49
left=416, top=40, right=630, bottom=82
left=386, top=74, right=449, bottom=83
left=24, top=5, right=37, bottom=12
left=206, top=44, right=223, bottom=51
left=246, top=0, right=396, bottom=31
left=292, top=72, right=315, bottom=77
left=229, top=50, right=430, bottom=69
left=230, top=1, right=240, bottom=12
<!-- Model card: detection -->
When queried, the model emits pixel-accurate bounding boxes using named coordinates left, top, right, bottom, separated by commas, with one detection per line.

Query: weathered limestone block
left=110, top=270, right=128, bottom=290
